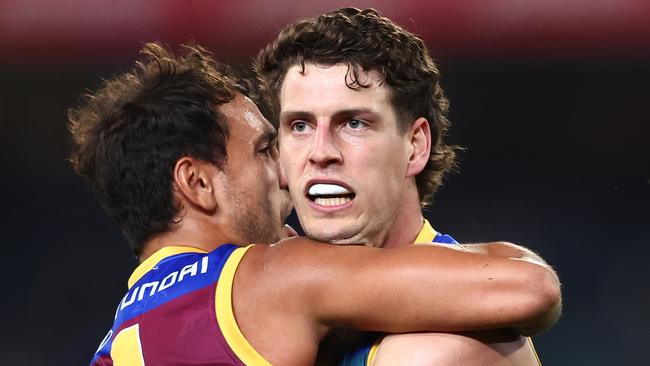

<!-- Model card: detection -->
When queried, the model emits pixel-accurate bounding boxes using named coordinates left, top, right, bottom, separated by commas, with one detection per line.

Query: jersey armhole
left=366, top=336, right=383, bottom=366
left=527, top=337, right=542, bottom=365
left=214, top=244, right=272, bottom=366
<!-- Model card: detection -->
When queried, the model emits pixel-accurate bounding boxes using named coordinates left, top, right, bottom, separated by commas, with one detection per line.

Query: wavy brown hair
left=255, top=7, right=456, bottom=205
left=69, top=42, right=236, bottom=256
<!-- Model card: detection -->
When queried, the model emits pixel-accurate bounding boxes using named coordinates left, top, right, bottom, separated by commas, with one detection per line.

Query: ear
left=405, top=117, right=432, bottom=178
left=173, top=157, right=218, bottom=212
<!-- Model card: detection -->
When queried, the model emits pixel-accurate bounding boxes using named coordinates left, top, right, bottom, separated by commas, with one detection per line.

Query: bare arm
left=233, top=238, right=560, bottom=364
left=372, top=332, right=540, bottom=366
left=447, top=241, right=552, bottom=267
left=248, top=238, right=560, bottom=335
left=415, top=240, right=562, bottom=334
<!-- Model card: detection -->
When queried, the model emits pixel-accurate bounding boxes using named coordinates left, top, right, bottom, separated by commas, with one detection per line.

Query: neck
left=377, top=210, right=423, bottom=249
left=139, top=214, right=238, bottom=262
left=373, top=187, right=425, bottom=249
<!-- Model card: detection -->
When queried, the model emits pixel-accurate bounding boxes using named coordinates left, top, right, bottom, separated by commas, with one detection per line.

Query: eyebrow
left=280, top=108, right=379, bottom=122
left=332, top=108, right=379, bottom=120
left=279, top=110, right=314, bottom=123
left=258, top=128, right=278, bottom=146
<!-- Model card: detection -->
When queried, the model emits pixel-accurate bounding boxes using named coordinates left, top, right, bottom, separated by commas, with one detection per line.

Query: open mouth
left=307, top=183, right=356, bottom=206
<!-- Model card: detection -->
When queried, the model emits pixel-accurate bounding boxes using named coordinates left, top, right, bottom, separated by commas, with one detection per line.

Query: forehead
left=220, top=93, right=274, bottom=138
left=279, top=63, right=392, bottom=113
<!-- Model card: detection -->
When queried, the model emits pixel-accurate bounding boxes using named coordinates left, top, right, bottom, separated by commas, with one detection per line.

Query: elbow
left=534, top=265, right=562, bottom=329
left=516, top=264, right=562, bottom=336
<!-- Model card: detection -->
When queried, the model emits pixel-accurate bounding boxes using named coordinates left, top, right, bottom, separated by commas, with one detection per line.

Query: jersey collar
left=414, top=219, right=439, bottom=244
left=128, top=246, right=207, bottom=289
left=127, top=224, right=439, bottom=287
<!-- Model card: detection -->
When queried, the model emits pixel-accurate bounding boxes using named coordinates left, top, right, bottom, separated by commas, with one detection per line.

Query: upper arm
left=244, top=238, right=560, bottom=336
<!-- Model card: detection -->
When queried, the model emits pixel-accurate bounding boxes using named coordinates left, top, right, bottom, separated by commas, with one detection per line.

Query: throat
left=374, top=211, right=426, bottom=249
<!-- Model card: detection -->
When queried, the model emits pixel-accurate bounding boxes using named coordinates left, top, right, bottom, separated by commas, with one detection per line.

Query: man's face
left=278, top=63, right=414, bottom=245
left=217, top=94, right=291, bottom=244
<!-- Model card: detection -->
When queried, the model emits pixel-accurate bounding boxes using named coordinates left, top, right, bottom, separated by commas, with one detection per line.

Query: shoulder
left=241, top=237, right=376, bottom=273
left=233, top=238, right=338, bottom=306
left=372, top=333, right=498, bottom=366
left=372, top=332, right=535, bottom=366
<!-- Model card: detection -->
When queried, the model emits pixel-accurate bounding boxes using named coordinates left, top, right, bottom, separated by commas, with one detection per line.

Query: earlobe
left=405, top=117, right=432, bottom=178
left=174, top=157, right=218, bottom=212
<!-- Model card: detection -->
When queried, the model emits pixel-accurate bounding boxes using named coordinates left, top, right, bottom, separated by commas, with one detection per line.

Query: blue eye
left=292, top=121, right=307, bottom=132
left=347, top=119, right=364, bottom=129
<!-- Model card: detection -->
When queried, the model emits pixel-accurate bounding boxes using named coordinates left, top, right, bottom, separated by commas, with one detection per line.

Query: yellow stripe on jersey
left=414, top=219, right=438, bottom=244
left=528, top=337, right=542, bottom=365
left=366, top=338, right=382, bottom=366
left=215, top=244, right=272, bottom=366
left=128, top=246, right=207, bottom=288
left=111, top=324, right=145, bottom=366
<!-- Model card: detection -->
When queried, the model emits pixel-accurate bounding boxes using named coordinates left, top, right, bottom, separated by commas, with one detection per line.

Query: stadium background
left=1, top=0, right=648, bottom=364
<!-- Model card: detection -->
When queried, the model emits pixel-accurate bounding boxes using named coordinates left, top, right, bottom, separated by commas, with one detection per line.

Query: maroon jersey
left=90, top=244, right=271, bottom=365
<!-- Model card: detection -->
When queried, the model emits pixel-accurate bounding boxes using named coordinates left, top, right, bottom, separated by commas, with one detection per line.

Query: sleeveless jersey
left=90, top=243, right=272, bottom=366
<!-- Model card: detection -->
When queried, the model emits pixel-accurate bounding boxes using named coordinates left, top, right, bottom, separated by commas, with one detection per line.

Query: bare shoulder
left=372, top=333, right=500, bottom=366
left=241, top=237, right=373, bottom=275
left=234, top=238, right=364, bottom=298
left=372, top=333, right=538, bottom=366
left=230, top=239, right=338, bottom=364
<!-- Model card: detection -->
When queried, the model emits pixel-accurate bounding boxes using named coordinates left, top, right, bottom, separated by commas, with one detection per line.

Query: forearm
left=419, top=240, right=562, bottom=330
left=258, top=238, right=562, bottom=338
left=460, top=242, right=562, bottom=335
left=326, top=244, right=561, bottom=335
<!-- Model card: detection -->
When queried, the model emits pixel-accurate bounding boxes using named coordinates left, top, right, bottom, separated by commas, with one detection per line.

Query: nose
left=308, top=125, right=342, bottom=167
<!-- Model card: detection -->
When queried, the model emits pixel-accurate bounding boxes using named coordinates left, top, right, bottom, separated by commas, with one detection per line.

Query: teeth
left=309, top=183, right=350, bottom=195
left=315, top=196, right=352, bottom=206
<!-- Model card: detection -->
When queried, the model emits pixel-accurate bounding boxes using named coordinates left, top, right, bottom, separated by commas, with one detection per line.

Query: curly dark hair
left=255, top=7, right=457, bottom=206
left=69, top=42, right=236, bottom=256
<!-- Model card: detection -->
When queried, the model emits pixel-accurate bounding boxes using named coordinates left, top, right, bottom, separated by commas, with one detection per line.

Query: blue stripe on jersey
left=433, top=232, right=459, bottom=244
left=114, top=244, right=237, bottom=330
left=338, top=343, right=373, bottom=366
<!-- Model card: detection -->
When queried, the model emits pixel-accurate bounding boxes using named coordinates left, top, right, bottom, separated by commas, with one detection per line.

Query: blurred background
left=1, top=0, right=649, bottom=364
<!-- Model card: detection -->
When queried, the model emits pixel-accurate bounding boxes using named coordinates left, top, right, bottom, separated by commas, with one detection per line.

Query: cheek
left=377, top=136, right=410, bottom=166
left=279, top=149, right=301, bottom=181
left=353, top=142, right=408, bottom=189
left=347, top=138, right=401, bottom=168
